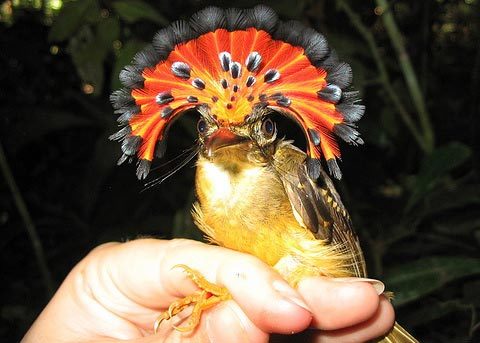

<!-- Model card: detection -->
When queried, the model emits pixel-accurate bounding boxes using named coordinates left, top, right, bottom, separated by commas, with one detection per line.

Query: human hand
left=22, top=238, right=394, bottom=343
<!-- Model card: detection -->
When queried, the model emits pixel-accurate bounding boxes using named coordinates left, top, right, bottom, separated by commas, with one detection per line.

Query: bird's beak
left=205, top=128, right=248, bottom=157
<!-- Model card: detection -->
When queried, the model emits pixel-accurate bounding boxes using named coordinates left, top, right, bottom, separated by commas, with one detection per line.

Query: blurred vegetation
left=1, top=0, right=479, bottom=342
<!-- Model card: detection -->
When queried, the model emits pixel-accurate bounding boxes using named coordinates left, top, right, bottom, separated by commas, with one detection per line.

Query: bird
left=109, top=5, right=418, bottom=342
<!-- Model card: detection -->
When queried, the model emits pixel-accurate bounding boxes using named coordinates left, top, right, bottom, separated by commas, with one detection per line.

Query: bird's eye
left=261, top=118, right=275, bottom=137
left=197, top=118, right=207, bottom=134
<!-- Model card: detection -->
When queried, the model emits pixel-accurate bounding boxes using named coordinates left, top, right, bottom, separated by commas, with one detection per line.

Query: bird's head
left=195, top=104, right=277, bottom=166
left=110, top=5, right=364, bottom=180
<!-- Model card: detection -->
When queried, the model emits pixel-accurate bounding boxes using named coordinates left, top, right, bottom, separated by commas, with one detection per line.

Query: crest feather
left=111, top=6, right=364, bottom=179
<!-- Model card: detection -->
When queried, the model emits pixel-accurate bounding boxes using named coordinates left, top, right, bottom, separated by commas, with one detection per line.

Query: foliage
left=1, top=0, right=479, bottom=342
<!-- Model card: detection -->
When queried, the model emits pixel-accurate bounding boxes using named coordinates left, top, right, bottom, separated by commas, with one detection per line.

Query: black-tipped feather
left=336, top=91, right=364, bottom=123
left=170, top=20, right=195, bottom=43
left=117, top=153, right=129, bottom=165
left=171, top=61, right=191, bottom=79
left=187, top=95, right=199, bottom=103
left=132, top=45, right=160, bottom=69
left=245, top=51, right=262, bottom=72
left=322, top=50, right=339, bottom=69
left=247, top=5, right=278, bottom=32
left=230, top=62, right=241, bottom=79
left=109, top=126, right=131, bottom=141
left=334, top=123, right=364, bottom=145
left=225, top=8, right=249, bottom=30
left=152, top=21, right=193, bottom=58
left=341, top=91, right=361, bottom=103
left=276, top=96, right=291, bottom=107
left=192, top=78, right=206, bottom=90
left=264, top=69, right=280, bottom=83
left=190, top=7, right=226, bottom=34
left=317, top=84, right=342, bottom=104
left=121, top=135, right=142, bottom=156
left=306, top=157, right=321, bottom=179
left=327, top=159, right=342, bottom=180
left=136, top=159, right=151, bottom=180
left=308, top=128, right=321, bottom=146
left=119, top=65, right=144, bottom=88
left=326, top=62, right=352, bottom=89
left=219, top=52, right=231, bottom=71
left=336, top=103, right=365, bottom=122
left=155, top=91, right=174, bottom=105
left=303, top=28, right=330, bottom=65
left=110, top=88, right=135, bottom=109
left=116, top=105, right=140, bottom=123
left=152, top=28, right=176, bottom=58
left=273, top=21, right=302, bottom=46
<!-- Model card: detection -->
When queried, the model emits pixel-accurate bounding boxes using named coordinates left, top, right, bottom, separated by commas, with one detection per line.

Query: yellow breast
left=193, top=148, right=352, bottom=285
left=194, top=154, right=304, bottom=266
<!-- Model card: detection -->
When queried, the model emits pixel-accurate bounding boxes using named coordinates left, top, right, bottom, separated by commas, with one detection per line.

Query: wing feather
left=273, top=141, right=367, bottom=277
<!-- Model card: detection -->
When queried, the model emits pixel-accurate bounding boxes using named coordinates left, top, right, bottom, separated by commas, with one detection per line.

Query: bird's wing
left=273, top=142, right=367, bottom=277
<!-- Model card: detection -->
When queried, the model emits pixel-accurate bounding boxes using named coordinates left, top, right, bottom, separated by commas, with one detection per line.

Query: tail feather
left=376, top=322, right=418, bottom=343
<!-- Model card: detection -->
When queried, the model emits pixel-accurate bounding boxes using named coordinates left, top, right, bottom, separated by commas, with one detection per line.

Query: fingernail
left=272, top=279, right=312, bottom=312
left=333, top=277, right=385, bottom=295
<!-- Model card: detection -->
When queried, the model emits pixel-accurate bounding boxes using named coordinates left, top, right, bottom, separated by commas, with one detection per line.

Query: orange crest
left=110, top=6, right=364, bottom=179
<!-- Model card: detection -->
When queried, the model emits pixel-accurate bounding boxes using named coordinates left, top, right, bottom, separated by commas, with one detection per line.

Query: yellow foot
left=154, top=264, right=232, bottom=333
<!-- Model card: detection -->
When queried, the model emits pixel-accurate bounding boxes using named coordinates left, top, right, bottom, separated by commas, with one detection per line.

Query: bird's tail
left=376, top=322, right=419, bottom=343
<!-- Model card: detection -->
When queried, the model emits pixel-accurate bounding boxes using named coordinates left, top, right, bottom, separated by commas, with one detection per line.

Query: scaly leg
left=154, top=264, right=232, bottom=333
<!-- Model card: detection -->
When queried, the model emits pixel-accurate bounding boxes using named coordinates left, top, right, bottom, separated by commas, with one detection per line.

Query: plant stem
left=375, top=0, right=435, bottom=152
left=336, top=0, right=428, bottom=153
left=421, top=0, right=430, bottom=96
left=0, top=141, right=54, bottom=297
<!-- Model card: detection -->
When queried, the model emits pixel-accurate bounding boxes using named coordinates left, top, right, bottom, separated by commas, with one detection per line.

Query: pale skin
left=22, top=238, right=395, bottom=343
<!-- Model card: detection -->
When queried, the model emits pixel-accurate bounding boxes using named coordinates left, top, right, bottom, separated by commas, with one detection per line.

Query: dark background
left=1, top=0, right=479, bottom=342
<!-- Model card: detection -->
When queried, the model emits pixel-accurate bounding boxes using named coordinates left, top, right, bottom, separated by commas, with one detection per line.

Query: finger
left=89, top=239, right=312, bottom=334
left=308, top=296, right=395, bottom=343
left=89, top=303, right=269, bottom=343
left=159, top=239, right=313, bottom=334
left=297, top=277, right=380, bottom=330
left=160, top=301, right=269, bottom=343
left=203, top=301, right=268, bottom=343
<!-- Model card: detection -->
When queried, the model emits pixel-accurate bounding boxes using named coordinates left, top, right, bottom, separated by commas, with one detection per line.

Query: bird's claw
left=153, top=264, right=232, bottom=333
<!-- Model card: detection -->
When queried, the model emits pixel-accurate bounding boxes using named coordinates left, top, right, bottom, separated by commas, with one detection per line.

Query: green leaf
left=111, top=40, right=148, bottom=90
left=407, top=142, right=472, bottom=210
left=433, top=212, right=480, bottom=235
left=112, top=0, right=168, bottom=25
left=48, top=0, right=99, bottom=42
left=402, top=299, right=470, bottom=328
left=422, top=183, right=480, bottom=217
left=384, top=257, right=480, bottom=306
left=70, top=41, right=105, bottom=95
left=67, top=17, right=120, bottom=95
left=97, top=17, right=120, bottom=47
left=69, top=22, right=116, bottom=96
